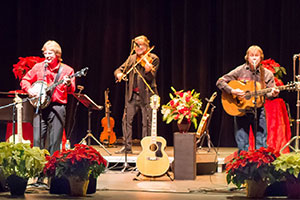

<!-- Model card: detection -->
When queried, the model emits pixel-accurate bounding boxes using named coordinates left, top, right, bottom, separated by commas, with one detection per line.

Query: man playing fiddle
left=114, top=35, right=159, bottom=154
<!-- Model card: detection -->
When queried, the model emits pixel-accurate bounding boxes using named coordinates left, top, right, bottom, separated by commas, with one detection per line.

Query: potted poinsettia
left=0, top=142, right=48, bottom=196
left=43, top=144, right=107, bottom=196
left=272, top=152, right=300, bottom=198
left=161, top=87, right=202, bottom=132
left=225, top=147, right=279, bottom=197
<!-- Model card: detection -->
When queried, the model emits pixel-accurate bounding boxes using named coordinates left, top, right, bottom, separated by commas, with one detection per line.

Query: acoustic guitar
left=221, top=80, right=295, bottom=116
left=196, top=92, right=217, bottom=138
left=29, top=67, right=88, bottom=109
left=100, top=88, right=116, bottom=145
left=136, top=94, right=170, bottom=177
left=7, top=94, right=30, bottom=144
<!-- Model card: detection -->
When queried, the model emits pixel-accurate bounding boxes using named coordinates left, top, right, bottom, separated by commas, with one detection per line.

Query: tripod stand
left=197, top=103, right=217, bottom=154
left=74, top=93, right=111, bottom=155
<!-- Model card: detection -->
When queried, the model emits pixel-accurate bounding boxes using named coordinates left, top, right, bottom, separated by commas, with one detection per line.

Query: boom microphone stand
left=281, top=54, right=300, bottom=153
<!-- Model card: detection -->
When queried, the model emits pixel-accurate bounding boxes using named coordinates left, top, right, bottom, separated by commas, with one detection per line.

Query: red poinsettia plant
left=13, top=56, right=45, bottom=80
left=161, top=87, right=202, bottom=128
left=225, top=147, right=280, bottom=188
left=44, top=144, right=107, bottom=181
left=261, top=58, right=286, bottom=86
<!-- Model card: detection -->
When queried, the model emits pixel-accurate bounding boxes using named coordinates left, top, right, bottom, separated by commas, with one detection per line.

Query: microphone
left=253, top=60, right=258, bottom=69
left=134, top=41, right=141, bottom=48
left=44, top=60, right=50, bottom=67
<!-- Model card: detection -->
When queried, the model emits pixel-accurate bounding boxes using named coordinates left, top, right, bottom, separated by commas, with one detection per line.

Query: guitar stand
left=74, top=93, right=111, bottom=155
left=197, top=104, right=218, bottom=154
left=134, top=171, right=174, bottom=181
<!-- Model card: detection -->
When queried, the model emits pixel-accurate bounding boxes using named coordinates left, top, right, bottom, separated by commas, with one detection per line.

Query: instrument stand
left=197, top=103, right=218, bottom=154
left=134, top=171, right=174, bottom=181
left=74, top=93, right=111, bottom=155
left=281, top=60, right=300, bottom=153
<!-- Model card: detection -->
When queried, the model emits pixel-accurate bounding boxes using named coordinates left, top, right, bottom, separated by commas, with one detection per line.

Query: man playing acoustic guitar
left=216, top=45, right=279, bottom=151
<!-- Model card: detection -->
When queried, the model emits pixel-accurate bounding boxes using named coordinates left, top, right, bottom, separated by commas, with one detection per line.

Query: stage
left=0, top=145, right=290, bottom=199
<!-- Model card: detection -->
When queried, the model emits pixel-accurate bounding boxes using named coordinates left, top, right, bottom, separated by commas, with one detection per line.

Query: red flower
left=13, top=56, right=45, bottom=80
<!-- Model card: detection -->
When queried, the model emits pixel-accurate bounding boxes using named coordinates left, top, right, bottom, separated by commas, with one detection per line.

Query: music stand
left=73, top=93, right=111, bottom=155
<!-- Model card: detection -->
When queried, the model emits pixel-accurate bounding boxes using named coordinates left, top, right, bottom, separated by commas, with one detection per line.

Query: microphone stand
left=252, top=62, right=258, bottom=150
left=35, top=63, right=48, bottom=149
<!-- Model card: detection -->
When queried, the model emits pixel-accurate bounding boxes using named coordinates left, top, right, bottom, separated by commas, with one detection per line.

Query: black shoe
left=115, top=146, right=132, bottom=154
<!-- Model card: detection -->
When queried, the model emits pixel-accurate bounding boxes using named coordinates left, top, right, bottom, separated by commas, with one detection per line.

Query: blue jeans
left=234, top=107, right=267, bottom=151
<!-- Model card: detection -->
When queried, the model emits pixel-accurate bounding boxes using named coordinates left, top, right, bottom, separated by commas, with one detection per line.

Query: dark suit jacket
left=114, top=53, right=159, bottom=104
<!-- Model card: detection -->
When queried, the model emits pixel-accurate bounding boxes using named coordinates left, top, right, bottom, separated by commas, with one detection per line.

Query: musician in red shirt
left=21, top=40, right=75, bottom=155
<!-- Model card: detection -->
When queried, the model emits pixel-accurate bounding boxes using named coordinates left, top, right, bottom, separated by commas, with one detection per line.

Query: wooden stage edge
left=92, top=145, right=238, bottom=173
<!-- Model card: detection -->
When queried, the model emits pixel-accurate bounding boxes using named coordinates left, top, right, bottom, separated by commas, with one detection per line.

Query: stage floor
left=0, top=145, right=287, bottom=199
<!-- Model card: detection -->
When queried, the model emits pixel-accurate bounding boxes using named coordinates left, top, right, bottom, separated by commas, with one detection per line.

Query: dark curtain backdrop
left=1, top=0, right=300, bottom=147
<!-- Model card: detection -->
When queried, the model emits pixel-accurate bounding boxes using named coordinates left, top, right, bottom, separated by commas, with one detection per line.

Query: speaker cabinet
left=173, top=132, right=196, bottom=180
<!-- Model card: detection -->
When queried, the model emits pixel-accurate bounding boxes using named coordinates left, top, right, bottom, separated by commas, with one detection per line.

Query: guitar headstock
left=150, top=94, right=160, bottom=110
left=14, top=94, right=22, bottom=109
left=74, top=67, right=89, bottom=78
left=285, top=81, right=297, bottom=91
left=209, top=91, right=218, bottom=102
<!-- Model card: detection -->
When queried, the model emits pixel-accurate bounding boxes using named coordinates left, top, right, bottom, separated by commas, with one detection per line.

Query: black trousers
left=33, top=103, right=66, bottom=155
left=122, top=93, right=151, bottom=149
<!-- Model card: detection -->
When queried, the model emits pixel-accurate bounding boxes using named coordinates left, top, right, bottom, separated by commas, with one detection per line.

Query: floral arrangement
left=0, top=142, right=48, bottom=179
left=273, top=152, right=300, bottom=182
left=261, top=58, right=286, bottom=86
left=225, top=147, right=279, bottom=188
left=44, top=144, right=107, bottom=181
left=13, top=56, right=44, bottom=80
left=161, top=87, right=202, bottom=129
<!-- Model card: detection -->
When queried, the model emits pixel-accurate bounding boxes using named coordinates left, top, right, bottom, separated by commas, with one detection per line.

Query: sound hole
left=149, top=144, right=157, bottom=151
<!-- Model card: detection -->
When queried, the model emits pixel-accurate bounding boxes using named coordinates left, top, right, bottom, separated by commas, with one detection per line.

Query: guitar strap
left=259, top=65, right=265, bottom=89
left=49, top=64, right=63, bottom=98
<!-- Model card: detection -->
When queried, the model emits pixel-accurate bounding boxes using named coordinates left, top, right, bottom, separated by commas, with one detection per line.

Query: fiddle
left=136, top=46, right=156, bottom=72
left=100, top=88, right=116, bottom=145
left=137, top=54, right=153, bottom=68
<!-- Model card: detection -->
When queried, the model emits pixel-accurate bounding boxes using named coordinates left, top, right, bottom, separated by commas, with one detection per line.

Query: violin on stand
left=100, top=88, right=116, bottom=145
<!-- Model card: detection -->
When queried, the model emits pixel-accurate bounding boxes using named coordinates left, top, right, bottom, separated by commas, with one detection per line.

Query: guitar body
left=100, top=116, right=116, bottom=144
left=196, top=114, right=209, bottom=138
left=221, top=80, right=264, bottom=116
left=136, top=94, right=170, bottom=177
left=136, top=136, right=169, bottom=177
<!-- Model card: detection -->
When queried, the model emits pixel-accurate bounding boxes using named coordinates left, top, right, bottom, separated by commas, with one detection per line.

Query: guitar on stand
left=100, top=88, right=116, bottom=146
left=196, top=92, right=217, bottom=153
left=136, top=95, right=172, bottom=179
left=7, top=94, right=30, bottom=144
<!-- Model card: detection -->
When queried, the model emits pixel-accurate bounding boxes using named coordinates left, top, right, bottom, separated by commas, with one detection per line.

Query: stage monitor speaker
left=173, top=132, right=196, bottom=180
left=196, top=162, right=217, bottom=175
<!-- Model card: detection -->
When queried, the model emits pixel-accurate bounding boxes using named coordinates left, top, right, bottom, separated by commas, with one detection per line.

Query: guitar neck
left=151, top=109, right=157, bottom=143
left=249, top=85, right=289, bottom=98
left=46, top=73, right=76, bottom=92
